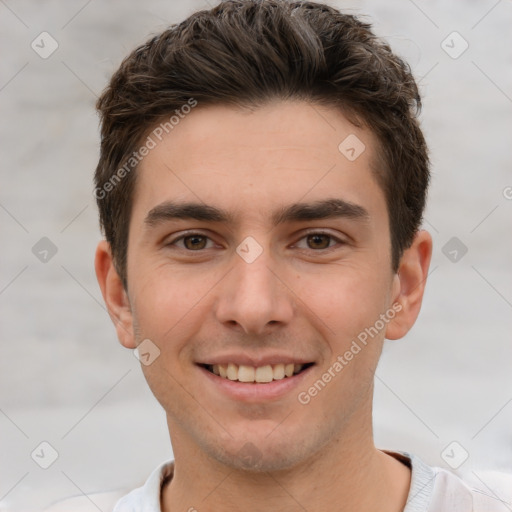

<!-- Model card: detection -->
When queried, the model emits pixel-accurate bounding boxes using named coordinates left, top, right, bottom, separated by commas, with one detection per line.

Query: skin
left=96, top=100, right=432, bottom=512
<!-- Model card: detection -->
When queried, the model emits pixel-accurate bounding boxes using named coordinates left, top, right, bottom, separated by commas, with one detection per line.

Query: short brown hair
left=95, top=0, right=429, bottom=287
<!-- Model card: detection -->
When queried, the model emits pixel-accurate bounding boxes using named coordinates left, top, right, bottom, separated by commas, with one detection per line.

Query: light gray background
left=1, top=0, right=511, bottom=510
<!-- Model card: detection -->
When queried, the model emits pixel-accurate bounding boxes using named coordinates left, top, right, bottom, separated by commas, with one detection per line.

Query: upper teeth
left=211, top=363, right=304, bottom=383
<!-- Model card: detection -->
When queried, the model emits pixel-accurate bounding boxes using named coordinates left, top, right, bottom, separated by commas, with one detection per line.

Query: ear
left=385, top=230, right=433, bottom=340
left=94, top=240, right=136, bottom=349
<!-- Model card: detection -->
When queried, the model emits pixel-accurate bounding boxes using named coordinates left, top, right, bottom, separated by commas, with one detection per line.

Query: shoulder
left=43, top=491, right=128, bottom=512
left=458, top=468, right=512, bottom=511
left=43, top=460, right=173, bottom=512
left=407, top=452, right=512, bottom=511
left=387, top=451, right=512, bottom=512
left=112, top=460, right=174, bottom=512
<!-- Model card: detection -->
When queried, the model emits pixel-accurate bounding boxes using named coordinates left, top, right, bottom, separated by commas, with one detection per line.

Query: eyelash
left=166, top=230, right=347, bottom=253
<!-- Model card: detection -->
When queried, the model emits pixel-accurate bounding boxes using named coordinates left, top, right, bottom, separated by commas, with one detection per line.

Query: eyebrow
left=144, top=198, right=370, bottom=229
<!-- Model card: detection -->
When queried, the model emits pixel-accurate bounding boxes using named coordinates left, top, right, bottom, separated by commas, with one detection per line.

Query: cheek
left=131, top=268, right=210, bottom=403
left=297, top=266, right=390, bottom=342
left=129, top=263, right=220, bottom=347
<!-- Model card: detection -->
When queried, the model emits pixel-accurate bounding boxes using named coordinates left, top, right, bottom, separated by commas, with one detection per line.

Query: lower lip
left=197, top=364, right=315, bottom=402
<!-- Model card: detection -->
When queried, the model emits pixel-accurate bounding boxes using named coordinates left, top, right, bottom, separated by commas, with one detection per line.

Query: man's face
left=124, top=101, right=400, bottom=471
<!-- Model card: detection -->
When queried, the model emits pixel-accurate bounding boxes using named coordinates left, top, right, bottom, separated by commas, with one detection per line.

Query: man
left=64, top=0, right=511, bottom=510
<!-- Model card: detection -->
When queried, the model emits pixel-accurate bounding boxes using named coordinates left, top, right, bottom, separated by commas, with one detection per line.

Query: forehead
left=132, top=100, right=386, bottom=225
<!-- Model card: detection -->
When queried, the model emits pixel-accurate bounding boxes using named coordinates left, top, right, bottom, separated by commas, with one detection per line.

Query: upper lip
left=197, top=353, right=315, bottom=367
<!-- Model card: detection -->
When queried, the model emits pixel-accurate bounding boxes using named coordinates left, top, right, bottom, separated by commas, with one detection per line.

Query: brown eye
left=306, top=234, right=332, bottom=249
left=183, top=235, right=208, bottom=250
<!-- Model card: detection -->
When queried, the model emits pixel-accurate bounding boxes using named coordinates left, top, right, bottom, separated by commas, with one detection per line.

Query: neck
left=162, top=414, right=410, bottom=512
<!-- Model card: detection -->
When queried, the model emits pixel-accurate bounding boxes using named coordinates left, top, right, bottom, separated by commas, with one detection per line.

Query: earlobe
left=94, top=240, right=136, bottom=349
left=385, top=230, right=433, bottom=341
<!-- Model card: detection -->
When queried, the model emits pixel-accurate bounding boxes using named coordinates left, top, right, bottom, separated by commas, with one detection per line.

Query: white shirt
left=45, top=451, right=512, bottom=511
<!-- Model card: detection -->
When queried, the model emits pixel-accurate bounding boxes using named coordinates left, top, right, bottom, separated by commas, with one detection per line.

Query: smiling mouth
left=200, top=362, right=315, bottom=383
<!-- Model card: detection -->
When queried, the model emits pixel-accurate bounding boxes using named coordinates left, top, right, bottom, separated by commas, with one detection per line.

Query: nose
left=213, top=247, right=295, bottom=335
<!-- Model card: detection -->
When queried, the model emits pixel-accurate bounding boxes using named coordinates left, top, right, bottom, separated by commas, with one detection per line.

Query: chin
left=217, top=446, right=306, bottom=473
left=201, top=426, right=325, bottom=473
